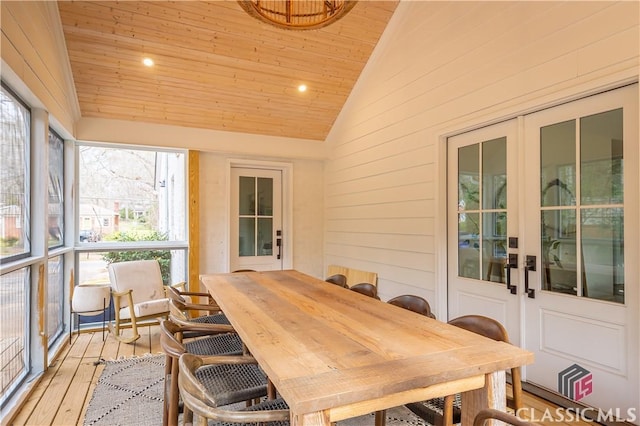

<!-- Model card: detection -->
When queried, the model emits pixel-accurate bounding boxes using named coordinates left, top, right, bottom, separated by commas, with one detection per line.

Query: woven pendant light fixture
left=238, top=0, right=357, bottom=30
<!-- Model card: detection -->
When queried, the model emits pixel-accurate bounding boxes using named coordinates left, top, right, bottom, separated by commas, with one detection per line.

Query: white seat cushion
left=119, top=297, right=170, bottom=320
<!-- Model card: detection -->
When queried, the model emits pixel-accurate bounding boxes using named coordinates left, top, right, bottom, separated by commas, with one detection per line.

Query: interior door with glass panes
left=230, top=168, right=283, bottom=272
left=522, top=85, right=638, bottom=417
left=447, top=119, right=521, bottom=344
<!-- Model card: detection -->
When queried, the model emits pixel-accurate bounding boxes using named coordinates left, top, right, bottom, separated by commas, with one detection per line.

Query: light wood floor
left=9, top=325, right=162, bottom=426
left=8, top=326, right=594, bottom=426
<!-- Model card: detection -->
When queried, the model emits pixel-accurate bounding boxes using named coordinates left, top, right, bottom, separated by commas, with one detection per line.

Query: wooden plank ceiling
left=57, top=1, right=398, bottom=141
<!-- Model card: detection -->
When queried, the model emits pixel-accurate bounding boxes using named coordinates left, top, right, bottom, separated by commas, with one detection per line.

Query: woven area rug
left=84, top=354, right=430, bottom=426
left=84, top=354, right=165, bottom=426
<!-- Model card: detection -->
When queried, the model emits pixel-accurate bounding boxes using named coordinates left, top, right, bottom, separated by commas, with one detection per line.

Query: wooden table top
left=200, top=270, right=534, bottom=421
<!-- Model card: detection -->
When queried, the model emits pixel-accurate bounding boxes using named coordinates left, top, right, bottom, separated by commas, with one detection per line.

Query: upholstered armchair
left=108, top=259, right=183, bottom=343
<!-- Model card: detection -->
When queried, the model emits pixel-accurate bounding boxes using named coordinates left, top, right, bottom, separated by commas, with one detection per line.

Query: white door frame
left=226, top=159, right=293, bottom=272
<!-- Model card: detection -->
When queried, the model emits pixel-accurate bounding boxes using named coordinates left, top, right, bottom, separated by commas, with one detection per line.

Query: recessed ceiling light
left=298, top=84, right=307, bottom=93
left=142, top=57, right=154, bottom=67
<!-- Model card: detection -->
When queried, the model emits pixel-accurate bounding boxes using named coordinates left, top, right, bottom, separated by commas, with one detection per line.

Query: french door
left=521, top=85, right=638, bottom=416
left=447, top=119, right=521, bottom=345
left=448, top=84, right=638, bottom=419
left=230, top=167, right=283, bottom=272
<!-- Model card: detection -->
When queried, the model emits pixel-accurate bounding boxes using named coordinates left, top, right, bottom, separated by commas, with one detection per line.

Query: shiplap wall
left=1, top=2, right=78, bottom=136
left=324, top=1, right=639, bottom=308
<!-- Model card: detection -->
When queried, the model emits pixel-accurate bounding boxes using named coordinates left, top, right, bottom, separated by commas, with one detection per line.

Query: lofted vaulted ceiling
left=57, top=1, right=398, bottom=141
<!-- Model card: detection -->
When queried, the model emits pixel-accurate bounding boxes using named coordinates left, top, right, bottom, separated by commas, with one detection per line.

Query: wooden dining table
left=200, top=270, right=534, bottom=425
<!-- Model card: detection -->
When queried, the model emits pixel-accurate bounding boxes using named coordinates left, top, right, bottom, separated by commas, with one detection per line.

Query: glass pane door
left=447, top=119, right=520, bottom=344
left=458, top=137, right=508, bottom=283
left=539, top=108, right=624, bottom=302
left=230, top=167, right=282, bottom=272
left=238, top=176, right=274, bottom=257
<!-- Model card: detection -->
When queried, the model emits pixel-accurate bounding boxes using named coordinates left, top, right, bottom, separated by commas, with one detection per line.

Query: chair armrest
left=111, top=289, right=136, bottom=323
left=167, top=285, right=219, bottom=313
left=111, top=289, right=133, bottom=298
left=161, top=331, right=188, bottom=358
left=474, top=409, right=537, bottom=426
left=166, top=282, right=187, bottom=299
left=177, top=291, right=211, bottom=297
left=169, top=281, right=187, bottom=291
left=169, top=300, right=223, bottom=317
left=168, top=313, right=235, bottom=333
left=111, top=289, right=134, bottom=310
left=199, top=354, right=258, bottom=365
left=180, top=302, right=222, bottom=312
left=179, top=292, right=216, bottom=304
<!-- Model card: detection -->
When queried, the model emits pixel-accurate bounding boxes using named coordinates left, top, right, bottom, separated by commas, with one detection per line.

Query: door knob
left=505, top=253, right=518, bottom=295
left=276, top=230, right=282, bottom=260
left=524, top=255, right=536, bottom=298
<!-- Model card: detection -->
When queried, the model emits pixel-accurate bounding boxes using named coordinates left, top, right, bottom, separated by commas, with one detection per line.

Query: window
left=0, top=84, right=30, bottom=262
left=48, top=130, right=64, bottom=248
left=0, top=268, right=30, bottom=400
left=46, top=129, right=66, bottom=346
left=0, top=83, right=31, bottom=404
left=75, top=145, right=188, bottom=320
left=77, top=145, right=186, bottom=244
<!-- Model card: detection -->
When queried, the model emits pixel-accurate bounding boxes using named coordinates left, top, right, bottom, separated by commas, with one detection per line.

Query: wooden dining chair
left=160, top=319, right=258, bottom=426
left=167, top=285, right=221, bottom=315
left=350, top=282, right=379, bottom=299
left=167, top=286, right=230, bottom=328
left=387, top=294, right=436, bottom=319
left=406, top=315, right=523, bottom=426
left=179, top=352, right=290, bottom=426
left=325, top=273, right=348, bottom=288
left=373, top=294, right=437, bottom=426
left=449, top=315, right=523, bottom=409
left=474, top=408, right=537, bottom=426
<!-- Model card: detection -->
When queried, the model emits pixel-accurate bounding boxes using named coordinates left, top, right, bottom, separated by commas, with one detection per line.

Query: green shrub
left=102, top=231, right=171, bottom=284
left=1, top=236, right=19, bottom=247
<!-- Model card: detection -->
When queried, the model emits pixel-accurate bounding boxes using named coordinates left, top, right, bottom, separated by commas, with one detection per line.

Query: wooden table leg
left=460, top=371, right=506, bottom=426
left=291, top=410, right=331, bottom=425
